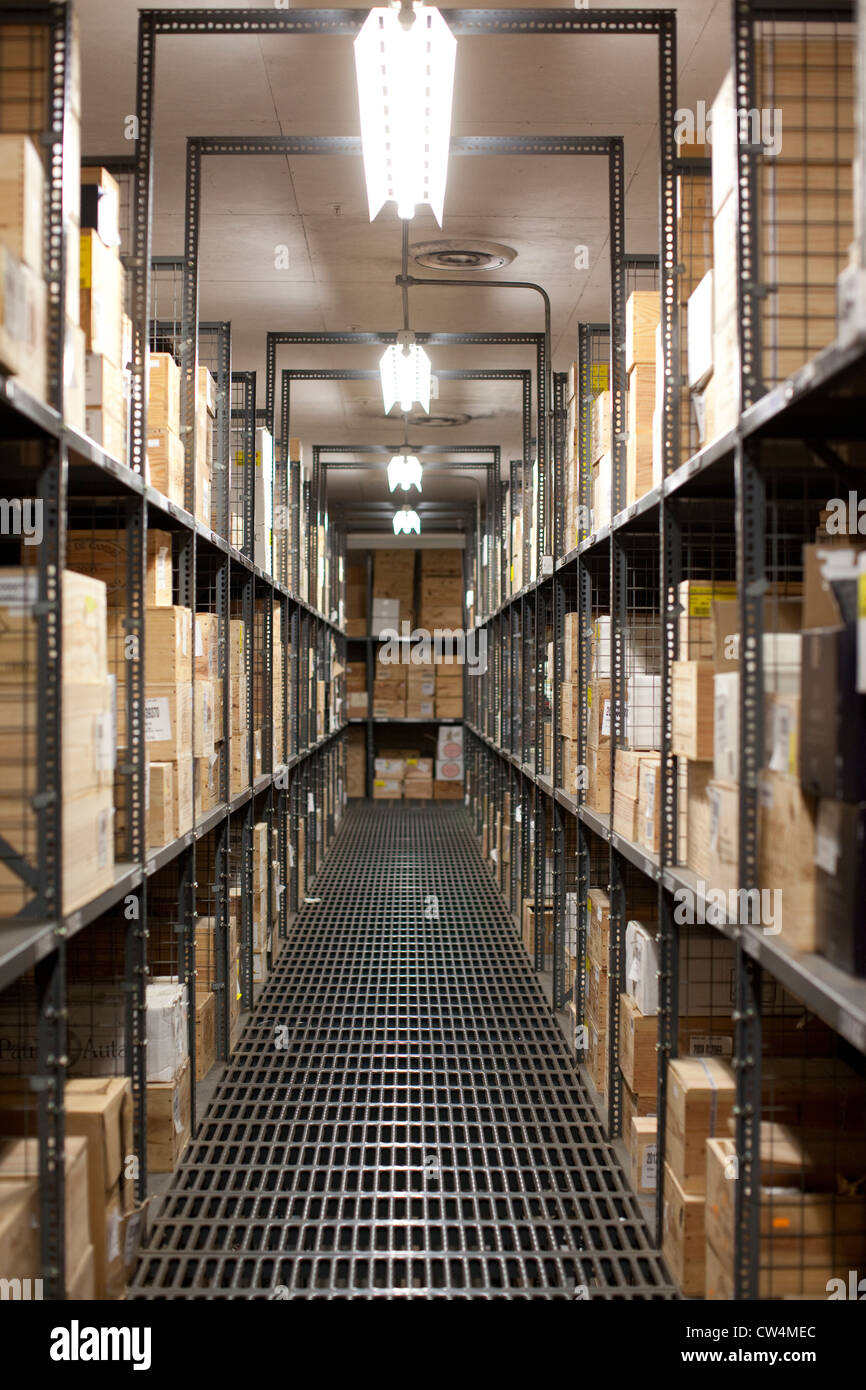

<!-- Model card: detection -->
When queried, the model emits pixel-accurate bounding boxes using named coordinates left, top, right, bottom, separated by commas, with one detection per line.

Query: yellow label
left=374, top=779, right=385, bottom=787
left=859, top=573, right=866, bottom=618
left=587, top=686, right=592, bottom=708
left=84, top=594, right=96, bottom=613
left=587, top=893, right=592, bottom=914
left=79, top=232, right=92, bottom=289
left=687, top=582, right=737, bottom=617
left=406, top=758, right=418, bottom=765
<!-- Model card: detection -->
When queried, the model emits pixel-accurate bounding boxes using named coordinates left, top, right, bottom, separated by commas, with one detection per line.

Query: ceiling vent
left=409, top=239, right=517, bottom=271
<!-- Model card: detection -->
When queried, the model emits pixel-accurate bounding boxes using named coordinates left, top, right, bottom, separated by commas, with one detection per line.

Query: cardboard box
left=631, top=1116, right=658, bottom=1195
left=144, top=683, right=192, bottom=762
left=147, top=761, right=174, bottom=848
left=146, top=1057, right=191, bottom=1173
left=637, top=757, right=660, bottom=853
left=587, top=888, right=610, bottom=969
left=194, top=679, right=216, bottom=759
left=713, top=671, right=738, bottom=781
left=0, top=1177, right=39, bottom=1282
left=672, top=661, right=715, bottom=761
left=814, top=799, right=866, bottom=976
left=0, top=245, right=46, bottom=398
left=0, top=1136, right=90, bottom=1283
left=665, top=1057, right=736, bottom=1194
left=146, top=428, right=185, bottom=506
left=626, top=290, right=661, bottom=372
left=146, top=607, right=192, bottom=686
left=195, top=990, right=215, bottom=1082
left=662, top=1161, right=706, bottom=1296
left=147, top=352, right=181, bottom=435
left=619, top=992, right=658, bottom=1097
left=79, top=230, right=122, bottom=366
left=373, top=779, right=402, bottom=799
left=174, top=755, right=193, bottom=835
left=801, top=579, right=866, bottom=801
left=757, top=770, right=817, bottom=952
left=626, top=674, right=661, bottom=749
left=0, top=786, right=114, bottom=918
left=433, top=780, right=463, bottom=800
left=0, top=135, right=44, bottom=278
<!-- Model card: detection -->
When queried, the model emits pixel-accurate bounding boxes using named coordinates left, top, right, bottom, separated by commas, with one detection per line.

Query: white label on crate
left=307, top=793, right=315, bottom=813
left=145, top=697, right=172, bottom=743
left=93, top=714, right=115, bottom=773
left=515, top=804, right=522, bottom=823
left=689, top=1034, right=733, bottom=1058
left=814, top=802, right=841, bottom=875
left=641, top=1144, right=658, bottom=1190
left=644, top=766, right=656, bottom=820
left=156, top=547, right=169, bottom=594
left=758, top=779, right=773, bottom=809
left=601, top=700, right=611, bottom=738
left=173, top=1087, right=183, bottom=1134
left=97, top=810, right=110, bottom=869
left=195, top=620, right=204, bottom=657
left=106, top=1206, right=121, bottom=1263
left=767, top=703, right=792, bottom=775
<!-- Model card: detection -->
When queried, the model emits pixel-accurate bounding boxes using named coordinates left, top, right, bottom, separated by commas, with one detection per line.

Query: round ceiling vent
left=410, top=238, right=517, bottom=272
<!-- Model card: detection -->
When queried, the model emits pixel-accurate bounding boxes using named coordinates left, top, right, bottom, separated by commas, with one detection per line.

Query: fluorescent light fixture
left=393, top=506, right=421, bottom=535
left=354, top=2, right=457, bottom=224
left=380, top=333, right=431, bottom=414
left=387, top=454, right=423, bottom=493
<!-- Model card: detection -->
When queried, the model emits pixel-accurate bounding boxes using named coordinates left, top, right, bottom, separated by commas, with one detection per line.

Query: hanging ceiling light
left=387, top=452, right=423, bottom=493
left=380, top=330, right=431, bottom=415
left=393, top=505, right=421, bottom=535
left=354, top=1, right=457, bottom=224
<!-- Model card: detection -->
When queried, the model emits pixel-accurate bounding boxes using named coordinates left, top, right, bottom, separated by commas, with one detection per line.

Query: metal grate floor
left=130, top=802, right=675, bottom=1299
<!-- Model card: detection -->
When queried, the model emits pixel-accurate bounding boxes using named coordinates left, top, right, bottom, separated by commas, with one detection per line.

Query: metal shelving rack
left=462, top=0, right=866, bottom=1304
left=0, top=7, right=349, bottom=1300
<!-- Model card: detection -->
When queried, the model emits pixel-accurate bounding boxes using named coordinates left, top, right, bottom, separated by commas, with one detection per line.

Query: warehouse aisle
left=131, top=803, right=674, bottom=1300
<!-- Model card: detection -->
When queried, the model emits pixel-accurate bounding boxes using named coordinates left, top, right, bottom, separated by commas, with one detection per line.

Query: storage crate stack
left=144, top=980, right=191, bottom=1175
left=404, top=755, right=433, bottom=800
left=372, top=755, right=406, bottom=801
left=435, top=724, right=464, bottom=799
left=194, top=365, right=216, bottom=528
left=603, top=610, right=661, bottom=850
left=0, top=569, right=115, bottom=916
left=272, top=602, right=284, bottom=762
left=0, top=1074, right=137, bottom=1299
left=229, top=618, right=248, bottom=795
left=252, top=820, right=269, bottom=983
left=146, top=351, right=184, bottom=506
left=193, top=611, right=220, bottom=823
left=346, top=659, right=367, bottom=718
left=345, top=560, right=367, bottom=637
left=668, top=147, right=712, bottom=464
left=144, top=606, right=196, bottom=847
left=661, top=1053, right=866, bottom=1298
left=420, top=549, right=464, bottom=718
left=406, top=661, right=435, bottom=719
left=81, top=167, right=126, bottom=460
left=590, top=388, right=612, bottom=529
left=624, top=291, right=659, bottom=507
left=562, top=361, right=579, bottom=552
left=583, top=889, right=609, bottom=1096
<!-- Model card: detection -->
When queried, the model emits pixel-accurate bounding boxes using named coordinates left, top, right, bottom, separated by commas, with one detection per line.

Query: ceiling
left=79, top=0, right=730, bottom=521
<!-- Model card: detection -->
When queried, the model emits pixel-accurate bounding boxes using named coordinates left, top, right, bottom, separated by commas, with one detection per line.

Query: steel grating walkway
left=131, top=802, right=675, bottom=1300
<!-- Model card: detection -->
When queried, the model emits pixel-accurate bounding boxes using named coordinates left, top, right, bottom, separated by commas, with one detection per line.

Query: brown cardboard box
left=522, top=900, right=553, bottom=958
left=146, top=428, right=185, bottom=506
left=665, top=1056, right=736, bottom=1195
left=662, top=1161, right=706, bottom=1296
left=194, top=612, right=219, bottom=682
left=433, top=781, right=463, bottom=800
left=672, top=661, right=715, bottom=760
left=631, top=1116, right=658, bottom=1195
left=0, top=1135, right=90, bottom=1279
left=195, top=990, right=215, bottom=1082
left=146, top=1056, right=191, bottom=1173
left=626, top=290, right=661, bottom=372
left=146, top=606, right=192, bottom=685
left=637, top=757, right=661, bottom=853
left=147, top=761, right=174, bottom=848
left=587, top=888, right=610, bottom=969
left=619, top=993, right=658, bottom=1097
left=0, top=134, right=44, bottom=277
left=144, top=683, right=192, bottom=762
left=705, top=1136, right=866, bottom=1298
left=79, top=230, right=122, bottom=366
left=0, top=1179, right=39, bottom=1281
left=147, top=352, right=181, bottom=434
left=0, top=786, right=114, bottom=917
left=174, top=755, right=193, bottom=835
left=757, top=770, right=817, bottom=952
